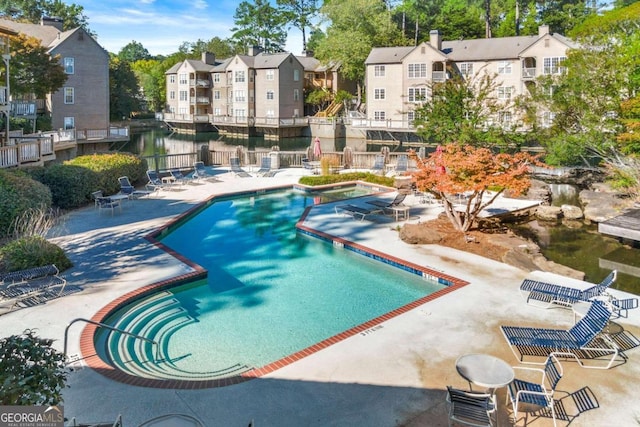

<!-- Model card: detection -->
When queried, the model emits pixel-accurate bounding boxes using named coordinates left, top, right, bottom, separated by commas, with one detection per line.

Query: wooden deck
left=598, top=209, right=640, bottom=242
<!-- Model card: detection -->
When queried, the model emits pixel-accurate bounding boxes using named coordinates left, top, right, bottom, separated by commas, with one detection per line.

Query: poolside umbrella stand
left=343, top=146, right=353, bottom=170
left=313, top=137, right=322, bottom=161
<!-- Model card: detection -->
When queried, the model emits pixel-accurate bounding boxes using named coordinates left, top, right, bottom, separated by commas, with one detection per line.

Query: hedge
left=0, top=170, right=52, bottom=237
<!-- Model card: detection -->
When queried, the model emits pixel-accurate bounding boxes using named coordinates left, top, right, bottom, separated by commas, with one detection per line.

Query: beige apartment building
left=0, top=18, right=110, bottom=132
left=364, top=25, right=575, bottom=131
left=165, top=48, right=306, bottom=137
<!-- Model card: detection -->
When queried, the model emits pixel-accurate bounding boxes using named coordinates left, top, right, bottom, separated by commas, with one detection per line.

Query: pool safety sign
left=0, top=406, right=63, bottom=427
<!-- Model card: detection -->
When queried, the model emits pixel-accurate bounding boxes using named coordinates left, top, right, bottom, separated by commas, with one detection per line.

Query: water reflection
left=120, top=128, right=371, bottom=156
left=517, top=220, right=639, bottom=295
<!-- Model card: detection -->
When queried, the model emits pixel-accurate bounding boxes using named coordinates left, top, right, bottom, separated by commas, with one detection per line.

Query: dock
left=598, top=209, right=640, bottom=242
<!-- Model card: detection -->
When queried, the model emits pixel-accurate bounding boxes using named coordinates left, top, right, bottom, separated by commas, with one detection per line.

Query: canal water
left=119, top=129, right=640, bottom=296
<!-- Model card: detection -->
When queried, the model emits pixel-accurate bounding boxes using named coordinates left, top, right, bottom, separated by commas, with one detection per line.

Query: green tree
left=432, top=0, right=485, bottom=40
left=277, top=0, right=319, bottom=52
left=315, top=0, right=407, bottom=102
left=231, top=0, right=288, bottom=53
left=0, top=0, right=91, bottom=33
left=179, top=37, right=240, bottom=59
left=118, top=40, right=151, bottom=63
left=413, top=72, right=522, bottom=149
left=0, top=329, right=67, bottom=405
left=9, top=34, right=67, bottom=98
left=130, top=59, right=165, bottom=112
left=109, top=56, right=140, bottom=119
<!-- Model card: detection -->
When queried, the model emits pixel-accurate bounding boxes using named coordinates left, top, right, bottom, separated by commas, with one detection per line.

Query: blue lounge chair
left=255, top=157, right=278, bottom=177
left=169, top=168, right=190, bottom=185
left=146, top=170, right=166, bottom=192
left=366, top=193, right=406, bottom=210
left=370, top=154, right=386, bottom=175
left=118, top=176, right=152, bottom=199
left=446, top=386, right=496, bottom=427
left=394, top=154, right=409, bottom=173
left=519, top=270, right=616, bottom=308
left=501, top=300, right=620, bottom=369
left=302, top=158, right=319, bottom=175
left=335, top=204, right=383, bottom=221
left=193, top=161, right=220, bottom=182
left=230, top=157, right=251, bottom=178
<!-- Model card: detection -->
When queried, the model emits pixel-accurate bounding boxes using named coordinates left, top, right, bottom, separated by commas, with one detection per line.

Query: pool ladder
left=63, top=317, right=160, bottom=363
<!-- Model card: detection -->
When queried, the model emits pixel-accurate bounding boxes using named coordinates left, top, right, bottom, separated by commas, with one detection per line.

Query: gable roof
left=365, top=46, right=415, bottom=64
left=442, top=35, right=540, bottom=61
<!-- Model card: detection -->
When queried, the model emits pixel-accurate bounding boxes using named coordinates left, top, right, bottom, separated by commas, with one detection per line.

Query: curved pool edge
left=79, top=186, right=470, bottom=389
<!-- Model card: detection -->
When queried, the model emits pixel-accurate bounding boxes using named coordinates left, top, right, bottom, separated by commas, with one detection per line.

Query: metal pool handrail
left=63, top=317, right=160, bottom=362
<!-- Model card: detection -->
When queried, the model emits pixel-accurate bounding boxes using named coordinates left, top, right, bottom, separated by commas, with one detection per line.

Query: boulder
left=561, top=204, right=584, bottom=220
left=579, top=189, right=634, bottom=223
left=535, top=205, right=562, bottom=221
left=399, top=223, right=443, bottom=244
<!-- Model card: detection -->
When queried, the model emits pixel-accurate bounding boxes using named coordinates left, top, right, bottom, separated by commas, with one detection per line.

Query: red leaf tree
left=411, top=145, right=541, bottom=233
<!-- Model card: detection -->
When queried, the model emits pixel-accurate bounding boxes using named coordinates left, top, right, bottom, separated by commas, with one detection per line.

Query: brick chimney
left=202, top=52, right=216, bottom=65
left=538, top=25, right=550, bottom=37
left=429, top=30, right=442, bottom=51
left=41, top=16, right=63, bottom=31
left=248, top=45, right=263, bottom=56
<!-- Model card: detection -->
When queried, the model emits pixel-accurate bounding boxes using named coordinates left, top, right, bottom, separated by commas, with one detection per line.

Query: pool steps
left=101, top=291, right=252, bottom=380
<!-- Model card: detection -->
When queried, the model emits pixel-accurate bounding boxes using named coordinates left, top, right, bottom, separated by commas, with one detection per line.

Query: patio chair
left=507, top=354, right=563, bottom=427
left=500, top=300, right=620, bottom=369
left=334, top=204, right=383, bottom=221
left=96, top=196, right=122, bottom=215
left=520, top=270, right=617, bottom=308
left=91, top=190, right=103, bottom=208
left=146, top=170, right=165, bottom=192
left=446, top=386, right=496, bottom=427
left=118, top=176, right=152, bottom=199
left=193, top=161, right=221, bottom=182
left=370, top=154, right=386, bottom=175
left=230, top=157, right=251, bottom=178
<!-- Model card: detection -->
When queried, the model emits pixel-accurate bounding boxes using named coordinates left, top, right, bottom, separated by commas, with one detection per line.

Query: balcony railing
left=522, top=68, right=536, bottom=79
left=190, top=97, right=210, bottom=105
left=432, top=71, right=446, bottom=82
left=190, top=79, right=210, bottom=88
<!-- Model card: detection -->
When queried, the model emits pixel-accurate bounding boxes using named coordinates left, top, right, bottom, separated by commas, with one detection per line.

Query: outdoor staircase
left=315, top=100, right=343, bottom=117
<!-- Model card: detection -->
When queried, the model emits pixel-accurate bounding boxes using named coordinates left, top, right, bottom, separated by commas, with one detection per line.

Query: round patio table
left=456, top=353, right=515, bottom=391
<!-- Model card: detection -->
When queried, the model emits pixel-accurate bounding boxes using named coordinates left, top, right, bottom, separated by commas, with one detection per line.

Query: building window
left=235, top=90, right=246, bottom=102
left=293, top=89, right=300, bottom=101
left=63, top=57, right=74, bottom=74
left=179, top=73, right=187, bottom=84
left=266, top=90, right=274, bottom=100
left=266, top=70, right=275, bottom=81
left=459, top=63, right=473, bottom=76
left=374, top=65, right=385, bottom=77
left=213, top=74, right=220, bottom=83
left=169, top=91, right=175, bottom=100
left=266, top=109, right=275, bottom=117
left=169, top=75, right=175, bottom=83
left=64, top=87, right=74, bottom=104
left=63, top=116, right=74, bottom=130
left=374, top=111, right=386, bottom=120
left=293, top=69, right=300, bottom=81
left=179, top=90, right=187, bottom=101
left=374, top=88, right=385, bottom=100
left=498, top=61, right=512, bottom=74
left=235, top=71, right=245, bottom=83
left=499, top=111, right=512, bottom=126
left=236, top=109, right=246, bottom=118
left=178, top=107, right=187, bottom=114
left=543, top=57, right=567, bottom=75
left=497, top=86, right=513, bottom=99
left=408, top=87, right=427, bottom=102
left=542, top=111, right=556, bottom=127
left=408, top=63, right=427, bottom=78
left=214, top=90, right=221, bottom=100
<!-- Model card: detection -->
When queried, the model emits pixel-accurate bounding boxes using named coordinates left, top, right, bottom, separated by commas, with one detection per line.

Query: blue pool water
left=98, top=189, right=445, bottom=379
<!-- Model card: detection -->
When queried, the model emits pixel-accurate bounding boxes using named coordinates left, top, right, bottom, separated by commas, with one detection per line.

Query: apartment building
left=165, top=48, right=306, bottom=136
left=364, top=25, right=575, bottom=130
left=0, top=18, right=110, bottom=132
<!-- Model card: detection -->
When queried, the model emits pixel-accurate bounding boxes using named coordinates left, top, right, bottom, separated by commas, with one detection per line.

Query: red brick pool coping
left=79, top=185, right=470, bottom=389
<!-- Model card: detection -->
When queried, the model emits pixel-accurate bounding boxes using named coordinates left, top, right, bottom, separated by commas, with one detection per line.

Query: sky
left=67, top=0, right=305, bottom=57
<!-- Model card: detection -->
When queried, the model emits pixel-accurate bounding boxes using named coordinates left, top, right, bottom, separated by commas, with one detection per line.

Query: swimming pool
left=92, top=187, right=454, bottom=386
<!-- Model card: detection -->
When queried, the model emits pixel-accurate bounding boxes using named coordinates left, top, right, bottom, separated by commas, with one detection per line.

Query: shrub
left=0, top=329, right=68, bottom=405
left=0, top=170, right=52, bottom=238
left=0, top=236, right=72, bottom=272
left=40, top=152, right=147, bottom=209
left=299, top=172, right=395, bottom=187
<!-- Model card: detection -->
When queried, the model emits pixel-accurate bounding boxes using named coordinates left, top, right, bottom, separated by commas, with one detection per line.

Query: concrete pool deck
left=1, top=168, right=639, bottom=426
